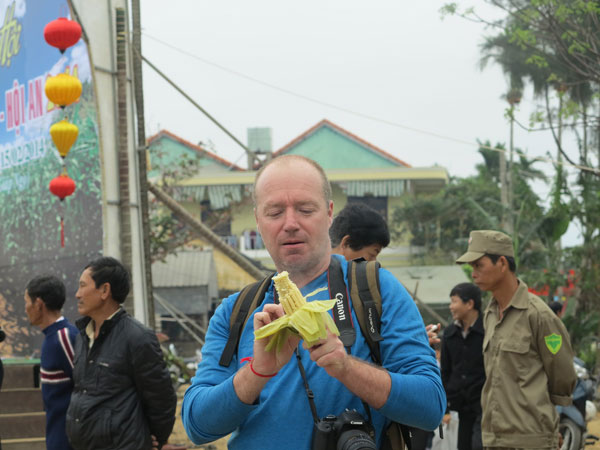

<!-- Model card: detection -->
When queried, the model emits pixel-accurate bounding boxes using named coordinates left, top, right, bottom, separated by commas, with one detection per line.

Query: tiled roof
left=272, top=119, right=411, bottom=167
left=147, top=129, right=244, bottom=171
left=152, top=250, right=216, bottom=287
left=387, top=265, right=468, bottom=304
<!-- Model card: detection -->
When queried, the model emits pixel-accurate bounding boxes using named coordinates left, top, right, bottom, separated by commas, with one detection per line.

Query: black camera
left=312, top=409, right=376, bottom=450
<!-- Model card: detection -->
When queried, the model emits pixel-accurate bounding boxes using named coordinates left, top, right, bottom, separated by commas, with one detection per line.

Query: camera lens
left=336, top=430, right=377, bottom=450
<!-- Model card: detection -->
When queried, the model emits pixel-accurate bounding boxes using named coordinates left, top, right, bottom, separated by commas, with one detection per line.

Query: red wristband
left=240, top=357, right=278, bottom=378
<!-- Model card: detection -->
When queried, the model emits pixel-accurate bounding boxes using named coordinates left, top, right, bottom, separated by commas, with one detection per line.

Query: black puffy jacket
left=66, top=309, right=176, bottom=450
left=440, top=314, right=486, bottom=414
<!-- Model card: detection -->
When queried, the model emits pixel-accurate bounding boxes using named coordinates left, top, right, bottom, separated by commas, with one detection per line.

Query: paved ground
left=588, top=412, right=600, bottom=449
left=168, top=383, right=600, bottom=450
left=167, top=386, right=228, bottom=450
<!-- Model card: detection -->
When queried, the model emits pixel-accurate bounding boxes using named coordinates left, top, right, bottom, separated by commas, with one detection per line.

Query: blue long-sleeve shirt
left=182, top=255, right=445, bottom=449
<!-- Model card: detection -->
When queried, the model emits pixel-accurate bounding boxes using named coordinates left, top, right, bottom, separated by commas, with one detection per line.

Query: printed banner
left=0, top=0, right=102, bottom=357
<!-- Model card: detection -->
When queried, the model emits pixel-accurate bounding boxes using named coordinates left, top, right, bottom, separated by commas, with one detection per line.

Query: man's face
left=76, top=268, right=105, bottom=317
left=24, top=290, right=42, bottom=326
left=341, top=243, right=383, bottom=262
left=254, top=160, right=333, bottom=277
left=449, top=295, right=472, bottom=322
left=469, top=256, right=503, bottom=292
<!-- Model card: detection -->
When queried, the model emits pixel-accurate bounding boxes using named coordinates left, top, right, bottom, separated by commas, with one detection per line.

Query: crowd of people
left=182, top=155, right=577, bottom=450
left=17, top=258, right=177, bottom=450
left=0, top=155, right=578, bottom=450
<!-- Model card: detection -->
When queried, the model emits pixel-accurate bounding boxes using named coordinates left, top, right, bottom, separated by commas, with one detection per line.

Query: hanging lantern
left=50, top=120, right=79, bottom=158
left=49, top=173, right=76, bottom=248
left=45, top=73, right=82, bottom=107
left=49, top=173, right=76, bottom=200
left=44, top=17, right=82, bottom=53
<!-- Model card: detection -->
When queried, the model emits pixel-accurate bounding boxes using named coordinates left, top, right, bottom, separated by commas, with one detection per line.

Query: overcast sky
left=140, top=0, right=583, bottom=245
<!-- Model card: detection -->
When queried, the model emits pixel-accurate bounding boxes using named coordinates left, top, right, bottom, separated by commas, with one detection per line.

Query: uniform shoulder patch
left=544, top=333, right=562, bottom=355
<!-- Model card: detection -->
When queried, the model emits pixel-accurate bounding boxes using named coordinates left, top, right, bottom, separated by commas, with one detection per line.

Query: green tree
left=442, top=0, right=600, bottom=366
left=392, top=142, right=546, bottom=266
left=148, top=149, right=201, bottom=262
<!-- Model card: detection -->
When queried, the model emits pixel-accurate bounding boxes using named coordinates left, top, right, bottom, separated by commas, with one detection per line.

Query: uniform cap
left=456, top=230, right=514, bottom=264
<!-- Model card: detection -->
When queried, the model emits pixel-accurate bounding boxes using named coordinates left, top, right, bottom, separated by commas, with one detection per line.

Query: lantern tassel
left=60, top=216, right=65, bottom=248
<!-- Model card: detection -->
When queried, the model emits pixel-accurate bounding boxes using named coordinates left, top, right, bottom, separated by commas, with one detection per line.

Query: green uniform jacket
left=481, top=279, right=576, bottom=448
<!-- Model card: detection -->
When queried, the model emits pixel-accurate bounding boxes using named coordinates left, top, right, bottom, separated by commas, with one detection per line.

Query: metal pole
left=131, top=0, right=155, bottom=328
left=116, top=8, right=134, bottom=313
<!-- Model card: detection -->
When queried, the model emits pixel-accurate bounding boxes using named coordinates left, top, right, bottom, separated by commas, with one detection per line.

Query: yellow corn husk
left=254, top=271, right=340, bottom=351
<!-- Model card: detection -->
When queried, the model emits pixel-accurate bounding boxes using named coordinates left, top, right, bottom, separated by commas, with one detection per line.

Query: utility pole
left=555, top=83, right=568, bottom=256
left=131, top=0, right=155, bottom=328
left=115, top=8, right=133, bottom=313
left=505, top=89, right=521, bottom=236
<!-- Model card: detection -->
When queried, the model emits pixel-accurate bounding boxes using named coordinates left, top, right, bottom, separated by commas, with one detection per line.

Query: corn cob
left=273, top=271, right=307, bottom=315
left=254, top=271, right=340, bottom=351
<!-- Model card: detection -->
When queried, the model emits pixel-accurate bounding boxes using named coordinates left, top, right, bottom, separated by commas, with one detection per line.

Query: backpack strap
left=219, top=274, right=274, bottom=367
left=348, top=259, right=412, bottom=450
left=218, top=259, right=410, bottom=449
left=348, top=260, right=384, bottom=364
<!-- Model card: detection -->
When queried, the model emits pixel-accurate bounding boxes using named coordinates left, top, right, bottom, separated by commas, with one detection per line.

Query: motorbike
left=167, top=343, right=202, bottom=391
left=557, top=357, right=598, bottom=450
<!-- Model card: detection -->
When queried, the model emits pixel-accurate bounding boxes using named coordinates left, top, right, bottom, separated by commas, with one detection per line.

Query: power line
left=141, top=32, right=600, bottom=175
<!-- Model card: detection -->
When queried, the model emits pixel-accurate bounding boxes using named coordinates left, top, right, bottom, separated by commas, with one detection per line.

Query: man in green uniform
left=456, top=230, right=577, bottom=450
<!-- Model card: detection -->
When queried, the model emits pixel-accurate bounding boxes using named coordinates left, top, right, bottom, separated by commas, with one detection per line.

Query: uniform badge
left=544, top=333, right=562, bottom=355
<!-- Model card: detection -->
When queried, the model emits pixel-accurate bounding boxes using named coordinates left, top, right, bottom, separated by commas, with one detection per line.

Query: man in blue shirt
left=182, top=155, right=445, bottom=449
left=24, top=275, right=78, bottom=450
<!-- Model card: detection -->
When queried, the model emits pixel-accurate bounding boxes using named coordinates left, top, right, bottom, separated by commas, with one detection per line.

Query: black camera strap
left=327, top=256, right=356, bottom=350
left=295, top=346, right=375, bottom=430
left=295, top=347, right=320, bottom=424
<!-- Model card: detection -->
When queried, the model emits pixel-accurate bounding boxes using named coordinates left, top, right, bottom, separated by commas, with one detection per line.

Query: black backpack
left=219, top=257, right=411, bottom=450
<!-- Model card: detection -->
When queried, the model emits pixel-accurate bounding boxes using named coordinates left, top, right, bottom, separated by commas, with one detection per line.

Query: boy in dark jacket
left=66, top=257, right=176, bottom=450
left=441, top=282, right=485, bottom=450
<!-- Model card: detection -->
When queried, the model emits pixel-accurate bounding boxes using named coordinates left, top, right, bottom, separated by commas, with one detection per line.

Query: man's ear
left=34, top=297, right=45, bottom=310
left=340, top=234, right=352, bottom=249
left=467, top=299, right=475, bottom=310
left=500, top=256, right=509, bottom=273
left=100, top=282, right=111, bottom=300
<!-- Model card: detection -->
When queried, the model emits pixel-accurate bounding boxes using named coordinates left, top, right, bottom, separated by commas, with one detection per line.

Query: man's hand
left=558, top=431, right=563, bottom=450
left=252, top=303, right=300, bottom=375
left=442, top=413, right=451, bottom=425
left=304, top=330, right=348, bottom=378
left=305, top=330, right=391, bottom=409
left=426, top=323, right=441, bottom=347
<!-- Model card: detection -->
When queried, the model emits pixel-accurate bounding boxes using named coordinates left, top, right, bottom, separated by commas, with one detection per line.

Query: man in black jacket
left=441, top=282, right=485, bottom=450
left=66, top=257, right=176, bottom=450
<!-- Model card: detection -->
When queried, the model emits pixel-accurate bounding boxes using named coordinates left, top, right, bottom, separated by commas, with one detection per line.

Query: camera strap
left=296, top=257, right=375, bottom=427
left=295, top=346, right=374, bottom=428
left=295, top=348, right=320, bottom=424
left=327, top=256, right=356, bottom=350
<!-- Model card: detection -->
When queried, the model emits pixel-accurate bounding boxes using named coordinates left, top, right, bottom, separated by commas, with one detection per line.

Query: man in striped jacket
left=25, top=275, right=78, bottom=450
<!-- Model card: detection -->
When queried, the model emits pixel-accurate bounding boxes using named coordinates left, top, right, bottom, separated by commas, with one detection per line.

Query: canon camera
left=312, top=409, right=376, bottom=450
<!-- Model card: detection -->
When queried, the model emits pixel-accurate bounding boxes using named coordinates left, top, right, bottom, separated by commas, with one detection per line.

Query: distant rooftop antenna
left=247, top=127, right=272, bottom=169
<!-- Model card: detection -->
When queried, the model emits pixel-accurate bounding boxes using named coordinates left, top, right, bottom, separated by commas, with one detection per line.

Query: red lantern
left=49, top=174, right=76, bottom=247
left=44, top=18, right=82, bottom=53
left=49, top=174, right=76, bottom=200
